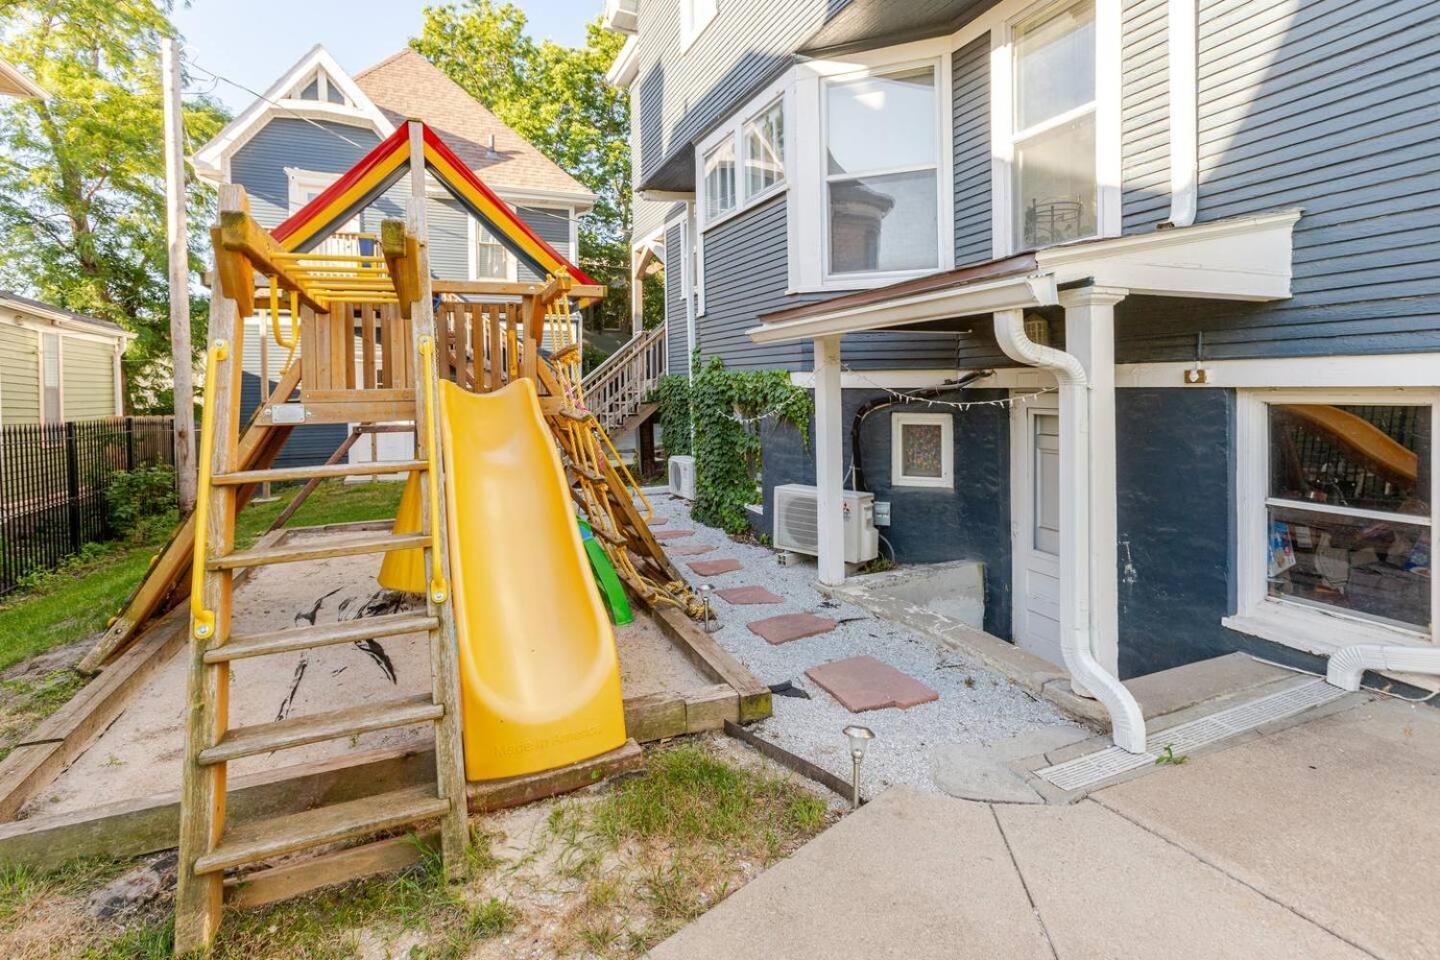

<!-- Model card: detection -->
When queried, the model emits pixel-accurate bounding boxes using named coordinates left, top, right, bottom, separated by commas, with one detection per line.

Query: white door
left=1012, top=395, right=1064, bottom=666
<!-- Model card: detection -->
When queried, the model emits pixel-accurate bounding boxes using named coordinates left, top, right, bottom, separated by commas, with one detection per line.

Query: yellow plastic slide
left=379, top=379, right=626, bottom=781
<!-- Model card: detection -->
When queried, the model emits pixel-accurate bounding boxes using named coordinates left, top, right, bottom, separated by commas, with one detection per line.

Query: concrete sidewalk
left=652, top=695, right=1439, bottom=960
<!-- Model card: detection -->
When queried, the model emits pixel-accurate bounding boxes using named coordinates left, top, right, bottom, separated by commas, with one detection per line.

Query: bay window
left=743, top=99, right=785, bottom=198
left=1011, top=0, right=1098, bottom=249
left=702, top=138, right=736, bottom=222
left=823, top=64, right=940, bottom=276
left=1233, top=391, right=1437, bottom=652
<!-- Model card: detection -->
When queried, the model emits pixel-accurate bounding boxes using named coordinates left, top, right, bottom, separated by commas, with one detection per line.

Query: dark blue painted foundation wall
left=759, top=388, right=1013, bottom=639
left=760, top=385, right=1361, bottom=682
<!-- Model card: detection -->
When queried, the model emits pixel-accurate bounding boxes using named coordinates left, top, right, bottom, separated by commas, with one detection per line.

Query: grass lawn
left=0, top=480, right=405, bottom=761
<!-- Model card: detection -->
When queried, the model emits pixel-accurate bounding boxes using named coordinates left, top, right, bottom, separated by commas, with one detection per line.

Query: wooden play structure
left=34, top=120, right=743, bottom=955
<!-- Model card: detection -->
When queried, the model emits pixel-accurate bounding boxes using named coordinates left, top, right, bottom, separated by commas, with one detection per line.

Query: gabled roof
left=356, top=49, right=592, bottom=204
left=272, top=122, right=596, bottom=290
left=193, top=45, right=593, bottom=208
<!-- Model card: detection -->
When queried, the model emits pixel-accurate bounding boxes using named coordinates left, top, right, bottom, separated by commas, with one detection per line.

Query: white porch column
left=812, top=335, right=845, bottom=586
left=1059, top=286, right=1128, bottom=680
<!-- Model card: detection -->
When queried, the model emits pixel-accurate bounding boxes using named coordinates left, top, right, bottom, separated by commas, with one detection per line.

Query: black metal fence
left=0, top=416, right=175, bottom=598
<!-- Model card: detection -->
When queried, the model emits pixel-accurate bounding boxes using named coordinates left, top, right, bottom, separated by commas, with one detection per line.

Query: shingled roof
left=355, top=49, right=590, bottom=201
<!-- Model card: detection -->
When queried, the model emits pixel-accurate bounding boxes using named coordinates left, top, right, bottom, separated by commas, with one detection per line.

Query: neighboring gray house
left=193, top=45, right=595, bottom=466
left=605, top=0, right=1440, bottom=746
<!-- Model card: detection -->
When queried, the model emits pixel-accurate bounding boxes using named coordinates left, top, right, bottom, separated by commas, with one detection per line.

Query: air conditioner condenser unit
left=772, top=484, right=879, bottom=563
left=668, top=455, right=696, bottom=500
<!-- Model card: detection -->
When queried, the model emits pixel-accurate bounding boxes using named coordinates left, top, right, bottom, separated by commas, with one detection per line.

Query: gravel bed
left=643, top=489, right=1082, bottom=795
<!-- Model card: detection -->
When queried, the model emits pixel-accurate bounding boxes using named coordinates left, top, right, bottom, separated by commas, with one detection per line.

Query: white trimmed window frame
left=1226, top=388, right=1440, bottom=656
left=467, top=217, right=519, bottom=282
left=984, top=0, right=1122, bottom=257
left=788, top=37, right=955, bottom=294
left=680, top=0, right=718, bottom=51
left=891, top=411, right=954, bottom=488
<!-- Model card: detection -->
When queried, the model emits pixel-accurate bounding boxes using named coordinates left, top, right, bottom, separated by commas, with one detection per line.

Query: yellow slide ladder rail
left=189, top=338, right=228, bottom=641
left=267, top=282, right=300, bottom=375
left=418, top=335, right=449, bottom=605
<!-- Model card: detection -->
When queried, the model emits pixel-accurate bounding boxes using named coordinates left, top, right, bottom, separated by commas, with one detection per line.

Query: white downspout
left=1327, top=646, right=1440, bottom=692
left=994, top=307, right=1147, bottom=753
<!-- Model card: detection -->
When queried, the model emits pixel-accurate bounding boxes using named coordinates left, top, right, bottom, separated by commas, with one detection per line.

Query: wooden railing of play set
left=579, top=321, right=667, bottom=435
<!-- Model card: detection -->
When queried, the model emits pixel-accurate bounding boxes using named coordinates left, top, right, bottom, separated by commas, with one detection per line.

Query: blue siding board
left=952, top=33, right=993, bottom=266
left=664, top=223, right=689, bottom=375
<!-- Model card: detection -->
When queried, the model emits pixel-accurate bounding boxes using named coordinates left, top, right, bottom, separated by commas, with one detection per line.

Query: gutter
left=992, top=308, right=1147, bottom=754
left=1327, top=645, right=1440, bottom=693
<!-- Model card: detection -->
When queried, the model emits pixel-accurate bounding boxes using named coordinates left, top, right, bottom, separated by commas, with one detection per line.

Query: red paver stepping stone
left=717, top=586, right=784, bottom=605
left=748, top=612, right=837, bottom=645
left=688, top=559, right=742, bottom=576
left=805, top=655, right=940, bottom=712
left=666, top=544, right=716, bottom=557
left=652, top=528, right=693, bottom=541
left=648, top=517, right=668, bottom=526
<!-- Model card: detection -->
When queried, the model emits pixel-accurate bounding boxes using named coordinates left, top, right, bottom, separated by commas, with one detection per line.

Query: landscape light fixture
left=699, top=583, right=717, bottom=632
left=842, top=724, right=874, bottom=809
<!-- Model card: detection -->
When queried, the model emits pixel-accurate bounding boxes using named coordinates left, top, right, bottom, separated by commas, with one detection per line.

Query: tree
left=0, top=0, right=228, bottom=410
left=413, top=2, right=650, bottom=333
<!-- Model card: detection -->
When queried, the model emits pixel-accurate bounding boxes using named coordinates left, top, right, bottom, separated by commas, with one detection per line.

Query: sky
left=172, top=0, right=601, bottom=113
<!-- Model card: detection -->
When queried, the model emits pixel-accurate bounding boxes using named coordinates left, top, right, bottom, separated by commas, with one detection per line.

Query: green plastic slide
left=577, top=518, right=633, bottom=625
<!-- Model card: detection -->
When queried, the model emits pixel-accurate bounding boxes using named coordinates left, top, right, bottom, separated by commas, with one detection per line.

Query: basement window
left=891, top=412, right=953, bottom=488
left=1230, top=390, right=1437, bottom=654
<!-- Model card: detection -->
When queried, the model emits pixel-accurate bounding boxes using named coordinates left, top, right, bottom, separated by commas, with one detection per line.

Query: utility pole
left=162, top=36, right=196, bottom=513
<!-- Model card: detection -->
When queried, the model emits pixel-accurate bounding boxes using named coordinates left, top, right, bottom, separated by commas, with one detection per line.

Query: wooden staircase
left=580, top=322, right=666, bottom=435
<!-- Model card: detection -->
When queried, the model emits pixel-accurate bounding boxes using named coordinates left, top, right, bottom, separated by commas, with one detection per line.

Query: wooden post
left=406, top=120, right=469, bottom=876
left=173, top=183, right=247, bottom=956
left=161, top=37, right=197, bottom=514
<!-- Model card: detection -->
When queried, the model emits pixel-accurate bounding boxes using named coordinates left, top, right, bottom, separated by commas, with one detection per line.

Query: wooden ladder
left=173, top=179, right=469, bottom=955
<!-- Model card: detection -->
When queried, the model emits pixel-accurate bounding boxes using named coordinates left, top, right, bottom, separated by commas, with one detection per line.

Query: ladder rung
left=193, top=784, right=450, bottom=876
left=213, top=460, right=426, bottom=486
left=208, top=533, right=430, bottom=571
left=206, top=613, right=438, bottom=664
left=198, top=694, right=441, bottom=765
left=557, top=407, right=595, bottom=423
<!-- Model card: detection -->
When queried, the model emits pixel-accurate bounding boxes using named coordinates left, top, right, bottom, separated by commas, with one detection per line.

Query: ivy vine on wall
left=690, top=355, right=812, bottom=534
left=650, top=374, right=692, bottom=457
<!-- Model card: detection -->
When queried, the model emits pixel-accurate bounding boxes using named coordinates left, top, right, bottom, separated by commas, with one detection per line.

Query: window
left=680, top=0, right=717, bottom=49
left=703, top=138, right=736, bottom=222
left=891, top=412, right=953, bottom=488
left=743, top=99, right=784, bottom=198
left=1011, top=0, right=1098, bottom=249
left=40, top=332, right=60, bottom=424
left=473, top=223, right=509, bottom=280
left=824, top=64, right=940, bottom=276
left=1233, top=391, right=1436, bottom=651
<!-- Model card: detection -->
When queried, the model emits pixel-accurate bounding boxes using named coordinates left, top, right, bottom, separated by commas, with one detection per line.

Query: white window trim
left=891, top=411, right=954, bottom=488
left=987, top=0, right=1122, bottom=258
left=1226, top=387, right=1440, bottom=656
left=741, top=96, right=788, bottom=208
left=467, top=216, right=520, bottom=282
left=38, top=331, right=63, bottom=425
left=789, top=37, right=956, bottom=294
left=696, top=76, right=792, bottom=232
left=669, top=210, right=697, bottom=377
left=700, top=138, right=738, bottom=224
left=680, top=0, right=718, bottom=51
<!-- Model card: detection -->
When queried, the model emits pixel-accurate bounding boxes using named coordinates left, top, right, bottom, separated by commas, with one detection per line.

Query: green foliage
left=105, top=464, right=178, bottom=534
left=0, top=2, right=230, bottom=409
left=650, top=373, right=693, bottom=458
left=412, top=2, right=634, bottom=331
left=689, top=356, right=811, bottom=534
left=1154, top=744, right=1189, bottom=766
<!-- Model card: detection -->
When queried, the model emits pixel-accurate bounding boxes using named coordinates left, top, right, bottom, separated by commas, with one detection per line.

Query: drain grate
left=1036, top=679, right=1348, bottom=792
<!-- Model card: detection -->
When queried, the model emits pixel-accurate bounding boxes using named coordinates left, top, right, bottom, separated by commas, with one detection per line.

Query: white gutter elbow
left=993, top=306, right=1147, bottom=754
left=1327, top=644, right=1440, bottom=692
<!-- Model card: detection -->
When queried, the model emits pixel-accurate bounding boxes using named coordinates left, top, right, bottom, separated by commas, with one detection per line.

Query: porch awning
left=748, top=209, right=1300, bottom=345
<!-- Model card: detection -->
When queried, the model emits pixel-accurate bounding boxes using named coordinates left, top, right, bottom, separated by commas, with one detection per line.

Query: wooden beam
left=217, top=210, right=327, bottom=314
left=650, top=604, right=772, bottom=723
left=431, top=279, right=605, bottom=300
left=380, top=219, right=419, bottom=319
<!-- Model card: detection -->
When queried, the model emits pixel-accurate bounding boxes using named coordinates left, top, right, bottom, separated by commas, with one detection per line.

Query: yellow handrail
left=190, top=339, right=228, bottom=642
left=267, top=282, right=299, bottom=375
left=417, top=335, right=449, bottom=605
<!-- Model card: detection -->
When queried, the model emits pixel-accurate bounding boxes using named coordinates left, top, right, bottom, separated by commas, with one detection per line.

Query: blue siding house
left=606, top=0, right=1440, bottom=747
left=194, top=45, right=594, bottom=467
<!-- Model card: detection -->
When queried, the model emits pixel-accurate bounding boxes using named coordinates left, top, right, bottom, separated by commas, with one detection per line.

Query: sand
left=23, top=526, right=711, bottom=818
